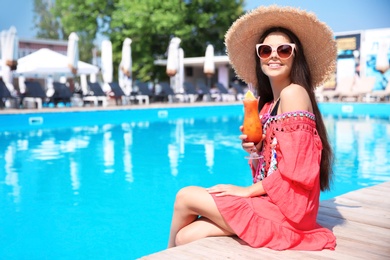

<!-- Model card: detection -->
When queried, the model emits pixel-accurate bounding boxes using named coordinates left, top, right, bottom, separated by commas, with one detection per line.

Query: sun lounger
left=52, top=82, right=73, bottom=106
left=196, top=81, right=219, bottom=101
left=321, top=76, right=355, bottom=101
left=183, top=82, right=198, bottom=102
left=215, top=82, right=236, bottom=101
left=132, top=82, right=151, bottom=105
left=158, top=82, right=182, bottom=103
left=339, top=76, right=376, bottom=102
left=368, top=80, right=390, bottom=101
left=23, top=81, right=47, bottom=109
left=108, top=82, right=130, bottom=105
left=230, top=82, right=245, bottom=100
left=0, top=79, right=17, bottom=109
left=83, top=82, right=108, bottom=107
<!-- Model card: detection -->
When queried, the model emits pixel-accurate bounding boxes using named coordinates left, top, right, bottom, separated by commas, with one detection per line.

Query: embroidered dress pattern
left=254, top=108, right=316, bottom=183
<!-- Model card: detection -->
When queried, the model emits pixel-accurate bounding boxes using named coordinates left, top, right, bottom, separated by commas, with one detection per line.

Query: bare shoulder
left=280, top=84, right=313, bottom=113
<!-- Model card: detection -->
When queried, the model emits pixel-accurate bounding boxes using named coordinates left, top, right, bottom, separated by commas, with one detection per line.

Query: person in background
left=168, top=5, right=337, bottom=251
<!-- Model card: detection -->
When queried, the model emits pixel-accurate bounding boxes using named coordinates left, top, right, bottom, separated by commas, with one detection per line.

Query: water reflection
left=324, top=116, right=390, bottom=196
left=0, top=115, right=389, bottom=204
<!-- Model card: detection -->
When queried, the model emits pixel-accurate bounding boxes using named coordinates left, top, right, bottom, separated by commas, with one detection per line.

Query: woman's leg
left=168, top=186, right=235, bottom=248
left=175, top=217, right=233, bottom=246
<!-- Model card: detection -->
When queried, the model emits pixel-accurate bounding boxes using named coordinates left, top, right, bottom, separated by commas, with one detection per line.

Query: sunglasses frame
left=255, top=43, right=296, bottom=60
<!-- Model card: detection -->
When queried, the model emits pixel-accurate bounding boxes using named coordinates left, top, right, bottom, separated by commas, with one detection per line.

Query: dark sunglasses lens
left=258, top=45, right=272, bottom=59
left=277, top=45, right=293, bottom=58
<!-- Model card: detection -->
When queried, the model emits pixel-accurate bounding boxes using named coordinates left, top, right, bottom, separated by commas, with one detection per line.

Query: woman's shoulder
left=280, top=84, right=312, bottom=113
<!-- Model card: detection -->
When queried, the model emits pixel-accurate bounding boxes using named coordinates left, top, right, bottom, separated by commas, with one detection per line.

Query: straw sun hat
left=225, top=5, right=337, bottom=87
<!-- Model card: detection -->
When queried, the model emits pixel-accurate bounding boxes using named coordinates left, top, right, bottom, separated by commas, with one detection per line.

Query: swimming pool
left=0, top=103, right=389, bottom=259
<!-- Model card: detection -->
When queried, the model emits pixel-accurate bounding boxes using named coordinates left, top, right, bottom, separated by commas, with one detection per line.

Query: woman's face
left=259, top=32, right=294, bottom=81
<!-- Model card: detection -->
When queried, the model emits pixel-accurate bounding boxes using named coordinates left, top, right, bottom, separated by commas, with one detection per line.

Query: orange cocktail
left=243, top=90, right=262, bottom=143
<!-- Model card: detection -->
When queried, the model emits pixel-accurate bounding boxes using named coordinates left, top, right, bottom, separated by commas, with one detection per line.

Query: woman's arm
left=207, top=181, right=266, bottom=197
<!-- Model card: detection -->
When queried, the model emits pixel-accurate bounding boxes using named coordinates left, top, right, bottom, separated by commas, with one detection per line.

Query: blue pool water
left=0, top=104, right=389, bottom=259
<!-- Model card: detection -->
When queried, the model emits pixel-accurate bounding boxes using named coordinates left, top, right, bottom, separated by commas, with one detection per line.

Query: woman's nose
left=270, top=49, right=278, bottom=59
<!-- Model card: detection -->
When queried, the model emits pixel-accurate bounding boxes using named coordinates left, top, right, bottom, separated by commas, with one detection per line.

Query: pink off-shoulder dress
left=211, top=102, right=336, bottom=250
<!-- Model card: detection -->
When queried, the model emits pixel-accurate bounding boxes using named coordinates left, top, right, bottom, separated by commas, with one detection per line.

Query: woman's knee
left=174, top=186, right=202, bottom=210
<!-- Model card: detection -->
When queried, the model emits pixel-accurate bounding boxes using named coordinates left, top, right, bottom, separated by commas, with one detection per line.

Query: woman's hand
left=207, top=184, right=251, bottom=197
left=239, top=125, right=265, bottom=154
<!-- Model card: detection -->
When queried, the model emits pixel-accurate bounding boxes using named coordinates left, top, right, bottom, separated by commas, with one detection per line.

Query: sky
left=0, top=0, right=390, bottom=39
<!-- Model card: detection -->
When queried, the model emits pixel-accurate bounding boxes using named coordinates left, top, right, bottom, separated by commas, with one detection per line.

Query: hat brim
left=225, top=5, right=337, bottom=87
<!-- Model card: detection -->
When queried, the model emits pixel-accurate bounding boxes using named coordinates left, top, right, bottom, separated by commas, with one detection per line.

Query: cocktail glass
left=242, top=88, right=263, bottom=159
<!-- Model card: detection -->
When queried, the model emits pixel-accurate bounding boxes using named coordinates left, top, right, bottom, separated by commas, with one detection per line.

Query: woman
left=168, top=5, right=337, bottom=250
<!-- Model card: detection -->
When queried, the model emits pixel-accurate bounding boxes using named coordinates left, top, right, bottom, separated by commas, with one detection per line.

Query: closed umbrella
left=178, top=48, right=184, bottom=93
left=1, top=26, right=18, bottom=93
left=166, top=37, right=182, bottom=94
left=119, top=38, right=132, bottom=95
left=67, top=32, right=79, bottom=75
left=203, top=44, right=215, bottom=88
left=166, top=37, right=181, bottom=77
left=101, top=40, right=113, bottom=92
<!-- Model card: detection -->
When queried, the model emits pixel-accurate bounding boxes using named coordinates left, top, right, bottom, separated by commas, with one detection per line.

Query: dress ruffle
left=212, top=194, right=336, bottom=250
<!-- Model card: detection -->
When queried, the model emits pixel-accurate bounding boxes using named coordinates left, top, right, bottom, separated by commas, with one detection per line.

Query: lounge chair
left=132, top=82, right=151, bottom=105
left=23, top=81, right=47, bottom=109
left=196, top=81, right=219, bottom=101
left=108, top=82, right=129, bottom=105
left=158, top=82, right=182, bottom=103
left=230, top=82, right=245, bottom=100
left=339, top=77, right=376, bottom=102
left=183, top=82, right=198, bottom=102
left=0, top=79, right=17, bottom=109
left=83, top=82, right=108, bottom=107
left=368, top=80, right=390, bottom=102
left=215, top=82, right=236, bottom=101
left=322, top=76, right=355, bottom=101
left=52, top=82, right=73, bottom=106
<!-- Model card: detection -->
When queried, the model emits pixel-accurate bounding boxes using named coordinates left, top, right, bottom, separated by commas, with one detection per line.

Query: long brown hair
left=255, top=27, right=333, bottom=191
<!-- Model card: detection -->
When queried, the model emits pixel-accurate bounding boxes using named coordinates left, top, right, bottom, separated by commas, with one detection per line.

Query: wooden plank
left=141, top=182, right=390, bottom=259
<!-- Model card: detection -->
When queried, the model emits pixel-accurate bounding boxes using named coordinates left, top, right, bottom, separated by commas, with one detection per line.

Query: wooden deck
left=141, top=182, right=390, bottom=259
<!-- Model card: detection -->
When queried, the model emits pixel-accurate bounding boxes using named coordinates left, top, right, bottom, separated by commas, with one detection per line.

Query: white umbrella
left=203, top=44, right=215, bottom=76
left=16, top=48, right=99, bottom=76
left=101, top=40, right=113, bottom=92
left=2, top=26, right=18, bottom=70
left=119, top=38, right=132, bottom=95
left=67, top=32, right=79, bottom=75
left=166, top=37, right=181, bottom=77
left=90, top=47, right=98, bottom=83
left=177, top=48, right=184, bottom=93
left=204, top=44, right=215, bottom=88
left=1, top=27, right=18, bottom=93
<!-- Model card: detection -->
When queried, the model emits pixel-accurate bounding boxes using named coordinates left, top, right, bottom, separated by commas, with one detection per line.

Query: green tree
left=52, top=0, right=119, bottom=63
left=33, top=0, right=64, bottom=39
left=111, top=0, right=244, bottom=82
left=34, top=0, right=244, bottom=81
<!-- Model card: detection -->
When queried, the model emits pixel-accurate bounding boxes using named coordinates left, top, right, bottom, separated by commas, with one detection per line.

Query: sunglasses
left=255, top=43, right=296, bottom=59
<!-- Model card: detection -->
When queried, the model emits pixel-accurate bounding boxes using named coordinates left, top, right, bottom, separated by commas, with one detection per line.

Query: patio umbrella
left=166, top=37, right=181, bottom=93
left=101, top=40, right=113, bottom=92
left=90, top=47, right=98, bottom=83
left=203, top=44, right=215, bottom=87
left=119, top=38, right=132, bottom=95
left=1, top=26, right=18, bottom=93
left=67, top=32, right=79, bottom=75
left=177, top=48, right=184, bottom=93
left=166, top=37, right=181, bottom=77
